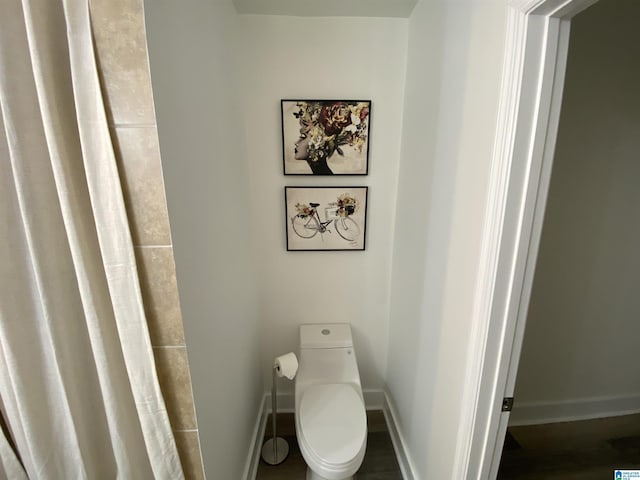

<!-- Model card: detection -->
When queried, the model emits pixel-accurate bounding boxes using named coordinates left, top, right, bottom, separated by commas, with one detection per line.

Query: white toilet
left=295, top=324, right=367, bottom=480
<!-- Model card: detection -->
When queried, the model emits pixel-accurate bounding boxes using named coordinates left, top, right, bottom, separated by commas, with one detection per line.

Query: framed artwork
left=285, top=186, right=368, bottom=251
left=282, top=100, right=371, bottom=175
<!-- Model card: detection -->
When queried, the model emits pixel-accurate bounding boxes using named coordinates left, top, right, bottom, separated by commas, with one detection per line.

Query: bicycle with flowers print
left=291, top=194, right=360, bottom=242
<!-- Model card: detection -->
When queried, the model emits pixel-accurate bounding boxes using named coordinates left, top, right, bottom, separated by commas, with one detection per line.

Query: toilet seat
left=299, top=383, right=367, bottom=467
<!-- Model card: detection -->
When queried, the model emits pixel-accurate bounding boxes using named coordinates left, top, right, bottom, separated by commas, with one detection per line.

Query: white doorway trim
left=453, top=0, right=599, bottom=479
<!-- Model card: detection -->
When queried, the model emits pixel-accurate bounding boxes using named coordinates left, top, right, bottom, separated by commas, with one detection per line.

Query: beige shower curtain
left=0, top=0, right=184, bottom=478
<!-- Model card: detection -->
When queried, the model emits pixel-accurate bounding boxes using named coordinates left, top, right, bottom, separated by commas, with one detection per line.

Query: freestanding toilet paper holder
left=261, top=361, right=289, bottom=465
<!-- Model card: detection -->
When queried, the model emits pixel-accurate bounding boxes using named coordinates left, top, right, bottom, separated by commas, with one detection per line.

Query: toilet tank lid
left=300, top=324, right=353, bottom=348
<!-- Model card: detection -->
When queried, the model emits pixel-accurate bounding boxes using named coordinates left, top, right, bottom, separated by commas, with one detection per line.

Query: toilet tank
left=299, top=323, right=353, bottom=349
left=297, top=324, right=361, bottom=388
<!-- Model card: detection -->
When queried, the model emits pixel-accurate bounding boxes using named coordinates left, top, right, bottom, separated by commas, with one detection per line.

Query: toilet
left=295, top=324, right=367, bottom=480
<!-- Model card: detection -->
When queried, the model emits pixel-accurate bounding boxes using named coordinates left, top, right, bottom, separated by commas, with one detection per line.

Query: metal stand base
left=260, top=363, right=290, bottom=466
left=261, top=437, right=289, bottom=465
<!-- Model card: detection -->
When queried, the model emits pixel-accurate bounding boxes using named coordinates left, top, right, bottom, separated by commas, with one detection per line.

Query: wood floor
left=256, top=411, right=640, bottom=479
left=498, top=413, right=640, bottom=479
left=256, top=410, right=402, bottom=480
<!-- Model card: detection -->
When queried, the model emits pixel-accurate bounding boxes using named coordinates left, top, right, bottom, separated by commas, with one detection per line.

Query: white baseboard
left=509, top=393, right=640, bottom=426
left=243, top=388, right=415, bottom=480
left=261, top=388, right=387, bottom=413
left=242, top=395, right=268, bottom=480
left=364, top=388, right=386, bottom=410
left=383, top=390, right=416, bottom=480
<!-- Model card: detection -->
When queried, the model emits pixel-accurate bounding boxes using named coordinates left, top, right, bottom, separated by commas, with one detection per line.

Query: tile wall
left=89, top=0, right=205, bottom=478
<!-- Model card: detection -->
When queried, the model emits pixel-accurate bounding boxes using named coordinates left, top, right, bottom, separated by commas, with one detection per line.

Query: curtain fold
left=0, top=0, right=184, bottom=478
left=0, top=405, right=26, bottom=480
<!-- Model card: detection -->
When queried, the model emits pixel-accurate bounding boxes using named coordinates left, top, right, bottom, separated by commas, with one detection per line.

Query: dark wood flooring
left=498, top=413, right=640, bottom=479
left=256, top=410, right=402, bottom=480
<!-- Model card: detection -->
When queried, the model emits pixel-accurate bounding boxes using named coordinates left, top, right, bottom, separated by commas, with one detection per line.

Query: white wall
left=146, top=0, right=520, bottom=477
left=513, top=0, right=640, bottom=422
left=237, top=15, right=408, bottom=392
left=144, top=1, right=263, bottom=478
left=387, top=0, right=506, bottom=477
left=233, top=0, right=418, bottom=17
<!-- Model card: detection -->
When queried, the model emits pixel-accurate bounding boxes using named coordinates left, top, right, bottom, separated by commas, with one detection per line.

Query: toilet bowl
left=295, top=324, right=367, bottom=480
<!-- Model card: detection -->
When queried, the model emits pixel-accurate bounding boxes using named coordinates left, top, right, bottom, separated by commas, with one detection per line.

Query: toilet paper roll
left=274, top=352, right=298, bottom=380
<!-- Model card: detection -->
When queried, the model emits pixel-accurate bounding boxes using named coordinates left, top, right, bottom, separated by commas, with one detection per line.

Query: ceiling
left=232, top=0, right=418, bottom=18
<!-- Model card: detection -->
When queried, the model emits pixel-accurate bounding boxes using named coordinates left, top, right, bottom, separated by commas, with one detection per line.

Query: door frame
left=453, top=0, right=600, bottom=478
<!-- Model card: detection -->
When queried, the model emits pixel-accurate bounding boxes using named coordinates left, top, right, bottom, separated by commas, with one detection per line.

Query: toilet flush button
left=321, top=329, right=330, bottom=335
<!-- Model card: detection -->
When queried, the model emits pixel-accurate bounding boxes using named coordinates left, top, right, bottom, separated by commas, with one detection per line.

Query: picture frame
left=282, top=100, right=371, bottom=175
left=285, top=186, right=368, bottom=251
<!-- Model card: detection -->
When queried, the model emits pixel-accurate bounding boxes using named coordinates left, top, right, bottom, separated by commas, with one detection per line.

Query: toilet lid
left=299, top=384, right=367, bottom=465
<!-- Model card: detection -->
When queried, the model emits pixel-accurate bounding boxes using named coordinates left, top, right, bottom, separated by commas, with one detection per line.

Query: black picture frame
left=285, top=186, right=368, bottom=251
left=281, top=100, right=371, bottom=175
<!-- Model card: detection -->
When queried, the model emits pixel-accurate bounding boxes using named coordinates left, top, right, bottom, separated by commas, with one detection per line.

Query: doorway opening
left=496, top=0, right=640, bottom=477
left=454, top=0, right=640, bottom=478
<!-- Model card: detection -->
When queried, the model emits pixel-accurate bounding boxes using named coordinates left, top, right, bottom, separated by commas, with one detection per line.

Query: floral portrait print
left=282, top=100, right=371, bottom=175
